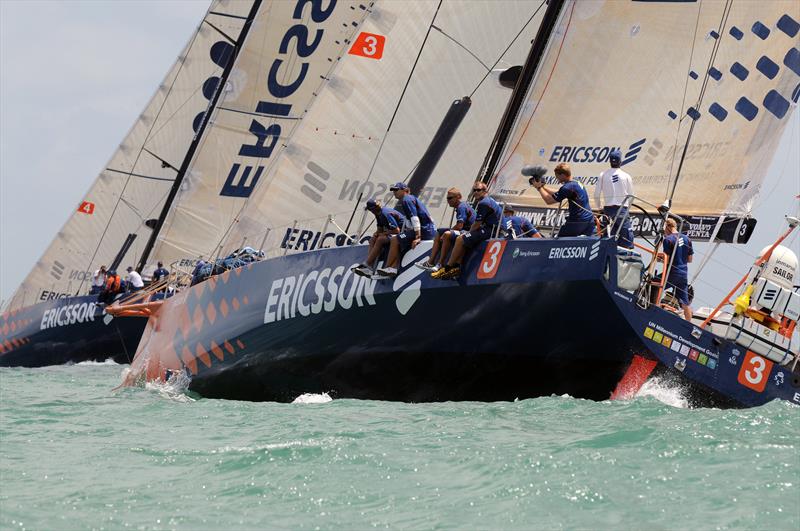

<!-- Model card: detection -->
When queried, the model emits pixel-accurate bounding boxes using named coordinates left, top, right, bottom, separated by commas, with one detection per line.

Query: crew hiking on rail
left=352, top=199, right=406, bottom=278
left=416, top=187, right=475, bottom=273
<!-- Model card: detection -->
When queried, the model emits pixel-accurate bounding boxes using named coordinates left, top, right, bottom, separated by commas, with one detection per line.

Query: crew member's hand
left=532, top=181, right=544, bottom=190
left=411, top=238, right=421, bottom=249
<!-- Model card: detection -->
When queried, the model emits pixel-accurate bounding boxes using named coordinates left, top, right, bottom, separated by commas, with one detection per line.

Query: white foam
left=636, top=376, right=689, bottom=409
left=292, top=392, right=333, bottom=404
left=74, top=359, right=121, bottom=366
left=142, top=370, right=194, bottom=402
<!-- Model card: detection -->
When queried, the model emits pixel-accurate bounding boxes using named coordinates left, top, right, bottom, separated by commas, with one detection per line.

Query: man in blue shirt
left=416, top=187, right=476, bottom=272
left=432, top=181, right=502, bottom=280
left=531, top=162, right=596, bottom=237
left=352, top=198, right=406, bottom=277
left=502, top=206, right=541, bottom=239
left=661, top=217, right=694, bottom=320
left=375, top=182, right=435, bottom=278
left=152, top=261, right=169, bottom=282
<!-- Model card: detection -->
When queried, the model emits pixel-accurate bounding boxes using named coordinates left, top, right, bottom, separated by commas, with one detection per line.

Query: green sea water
left=1, top=363, right=798, bottom=530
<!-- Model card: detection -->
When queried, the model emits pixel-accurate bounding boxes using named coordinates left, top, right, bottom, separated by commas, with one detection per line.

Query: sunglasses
left=446, top=195, right=458, bottom=200
left=472, top=188, right=486, bottom=192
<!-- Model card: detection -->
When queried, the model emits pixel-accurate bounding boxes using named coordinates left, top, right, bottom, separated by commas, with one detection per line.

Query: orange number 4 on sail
left=77, top=201, right=95, bottom=215
left=349, top=32, right=385, bottom=60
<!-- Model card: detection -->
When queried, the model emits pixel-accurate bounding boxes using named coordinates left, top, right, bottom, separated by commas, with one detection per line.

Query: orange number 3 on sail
left=349, top=32, right=385, bottom=60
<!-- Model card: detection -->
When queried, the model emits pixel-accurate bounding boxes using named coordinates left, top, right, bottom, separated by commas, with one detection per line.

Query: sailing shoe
left=375, top=267, right=398, bottom=278
left=415, top=260, right=436, bottom=270
left=440, top=266, right=461, bottom=280
left=352, top=264, right=373, bottom=277
left=430, top=267, right=450, bottom=279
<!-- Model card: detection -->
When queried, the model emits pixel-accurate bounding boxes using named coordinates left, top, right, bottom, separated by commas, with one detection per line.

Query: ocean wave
left=292, top=392, right=333, bottom=404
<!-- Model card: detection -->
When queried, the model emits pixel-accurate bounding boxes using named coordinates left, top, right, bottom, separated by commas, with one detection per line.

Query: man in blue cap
left=375, top=182, right=436, bottom=278
left=531, top=162, right=595, bottom=237
left=432, top=181, right=503, bottom=280
left=594, top=148, right=635, bottom=248
left=416, top=187, right=475, bottom=272
left=352, top=198, right=407, bottom=277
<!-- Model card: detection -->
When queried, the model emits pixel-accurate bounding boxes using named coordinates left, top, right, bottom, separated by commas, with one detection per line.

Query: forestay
left=7, top=1, right=252, bottom=310
left=149, top=0, right=545, bottom=261
left=488, top=0, right=799, bottom=241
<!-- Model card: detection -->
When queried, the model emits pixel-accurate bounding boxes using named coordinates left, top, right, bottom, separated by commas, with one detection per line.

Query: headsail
left=487, top=0, right=799, bottom=241
left=151, top=0, right=546, bottom=261
left=7, top=1, right=253, bottom=310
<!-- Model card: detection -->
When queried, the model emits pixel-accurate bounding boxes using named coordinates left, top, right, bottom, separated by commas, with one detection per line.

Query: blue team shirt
left=663, top=233, right=693, bottom=278
left=375, top=207, right=406, bottom=231
left=396, top=194, right=434, bottom=231
left=552, top=180, right=593, bottom=223
left=475, top=196, right=503, bottom=228
left=454, top=201, right=476, bottom=228
left=152, top=267, right=169, bottom=281
left=503, top=215, right=538, bottom=238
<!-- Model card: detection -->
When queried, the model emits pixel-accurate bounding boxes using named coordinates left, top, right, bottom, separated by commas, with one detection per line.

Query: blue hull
left=610, top=290, right=800, bottom=407
left=0, top=295, right=146, bottom=367
left=127, top=238, right=648, bottom=402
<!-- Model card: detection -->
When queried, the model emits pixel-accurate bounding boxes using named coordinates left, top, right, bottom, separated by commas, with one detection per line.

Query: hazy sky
left=1, top=0, right=799, bottom=309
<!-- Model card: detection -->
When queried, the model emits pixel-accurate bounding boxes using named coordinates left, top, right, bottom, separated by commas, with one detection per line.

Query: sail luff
left=478, top=0, right=566, bottom=186
left=136, top=0, right=262, bottom=271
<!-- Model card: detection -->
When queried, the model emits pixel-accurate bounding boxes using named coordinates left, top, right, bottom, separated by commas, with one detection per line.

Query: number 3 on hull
left=737, top=351, right=774, bottom=393
left=477, top=240, right=506, bottom=280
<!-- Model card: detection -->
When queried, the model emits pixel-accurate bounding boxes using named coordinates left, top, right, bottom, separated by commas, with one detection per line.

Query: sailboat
left=0, top=1, right=256, bottom=366
left=115, top=0, right=797, bottom=404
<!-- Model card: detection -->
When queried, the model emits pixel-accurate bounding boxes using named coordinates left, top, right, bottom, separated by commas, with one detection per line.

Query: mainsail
left=7, top=0, right=253, bottom=310
left=487, top=0, right=799, bottom=241
left=147, top=0, right=546, bottom=261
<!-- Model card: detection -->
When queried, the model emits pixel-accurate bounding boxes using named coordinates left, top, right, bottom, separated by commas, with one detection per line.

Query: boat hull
left=611, top=290, right=800, bottom=407
left=125, top=238, right=648, bottom=402
left=0, top=295, right=146, bottom=367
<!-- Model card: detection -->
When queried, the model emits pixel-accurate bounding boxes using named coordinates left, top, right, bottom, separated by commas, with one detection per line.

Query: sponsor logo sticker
left=689, top=349, right=699, bottom=361
left=644, top=327, right=654, bottom=339
left=653, top=332, right=663, bottom=344
left=707, top=358, right=717, bottom=370
left=698, top=353, right=708, bottom=366
left=661, top=336, right=672, bottom=348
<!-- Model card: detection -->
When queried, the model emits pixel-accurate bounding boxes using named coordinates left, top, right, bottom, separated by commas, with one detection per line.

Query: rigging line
left=664, top=1, right=704, bottom=198
left=105, top=168, right=174, bottom=182
left=489, top=1, right=573, bottom=187
left=430, top=24, right=491, bottom=72
left=394, top=1, right=545, bottom=187
left=142, top=148, right=179, bottom=172
left=74, top=10, right=210, bottom=294
left=469, top=0, right=546, bottom=99
left=203, top=19, right=237, bottom=45
left=363, top=0, right=444, bottom=186
left=139, top=0, right=263, bottom=270
left=667, top=0, right=733, bottom=202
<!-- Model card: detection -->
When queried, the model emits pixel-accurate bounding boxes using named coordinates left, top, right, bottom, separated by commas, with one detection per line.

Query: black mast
left=477, top=0, right=566, bottom=185
left=136, top=0, right=262, bottom=271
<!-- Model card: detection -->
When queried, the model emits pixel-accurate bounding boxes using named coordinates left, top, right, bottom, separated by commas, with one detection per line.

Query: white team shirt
left=92, top=269, right=106, bottom=288
left=127, top=271, right=144, bottom=288
left=594, top=167, right=634, bottom=208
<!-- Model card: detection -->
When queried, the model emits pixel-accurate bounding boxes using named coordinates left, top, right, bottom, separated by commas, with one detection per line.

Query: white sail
left=7, top=1, right=253, bottom=310
left=490, top=0, right=800, bottom=221
left=158, top=0, right=545, bottom=260
left=147, top=0, right=374, bottom=262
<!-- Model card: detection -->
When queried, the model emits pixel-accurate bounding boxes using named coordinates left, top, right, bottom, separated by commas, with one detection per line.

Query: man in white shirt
left=125, top=266, right=145, bottom=292
left=91, top=265, right=107, bottom=294
left=594, top=149, right=635, bottom=248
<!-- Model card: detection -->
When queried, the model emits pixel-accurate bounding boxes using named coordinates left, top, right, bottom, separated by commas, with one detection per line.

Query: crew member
left=191, top=258, right=207, bottom=286
left=531, top=162, right=595, bottom=237
left=416, top=187, right=475, bottom=271
left=502, top=206, right=541, bottom=239
left=152, top=261, right=169, bottom=283
left=100, top=270, right=122, bottom=304
left=375, top=182, right=436, bottom=278
left=90, top=265, right=107, bottom=295
left=662, top=218, right=694, bottom=320
left=594, top=149, right=634, bottom=248
left=126, top=266, right=144, bottom=292
left=352, top=199, right=406, bottom=277
left=432, top=181, right=502, bottom=280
